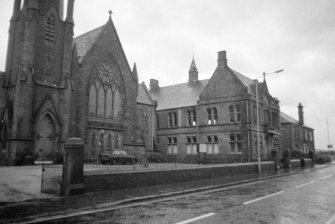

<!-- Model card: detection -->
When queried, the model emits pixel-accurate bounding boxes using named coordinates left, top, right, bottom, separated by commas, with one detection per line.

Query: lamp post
left=327, top=117, right=334, bottom=150
left=255, top=69, right=283, bottom=174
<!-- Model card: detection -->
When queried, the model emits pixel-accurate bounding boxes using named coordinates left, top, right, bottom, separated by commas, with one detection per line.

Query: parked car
left=98, top=151, right=136, bottom=165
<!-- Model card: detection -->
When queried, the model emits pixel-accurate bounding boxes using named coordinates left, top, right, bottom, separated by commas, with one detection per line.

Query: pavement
left=0, top=165, right=56, bottom=203
left=0, top=163, right=331, bottom=223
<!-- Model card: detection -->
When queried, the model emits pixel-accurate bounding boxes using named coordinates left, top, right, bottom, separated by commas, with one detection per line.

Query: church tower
left=1, top=0, right=75, bottom=165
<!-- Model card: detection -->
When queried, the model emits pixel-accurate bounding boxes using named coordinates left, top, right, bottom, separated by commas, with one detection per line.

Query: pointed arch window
left=97, top=86, right=105, bottom=118
left=45, top=15, right=55, bottom=41
left=88, top=60, right=122, bottom=119
left=114, top=89, right=121, bottom=117
left=88, top=85, right=97, bottom=116
left=106, top=88, right=113, bottom=118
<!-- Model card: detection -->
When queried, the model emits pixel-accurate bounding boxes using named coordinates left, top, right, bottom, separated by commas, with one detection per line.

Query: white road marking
left=320, top=175, right=333, bottom=180
left=21, top=180, right=268, bottom=224
left=295, top=180, right=316, bottom=188
left=243, top=191, right=285, bottom=205
left=175, top=213, right=215, bottom=224
left=324, top=214, right=335, bottom=224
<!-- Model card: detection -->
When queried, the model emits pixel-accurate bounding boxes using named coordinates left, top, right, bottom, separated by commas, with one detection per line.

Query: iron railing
left=82, top=153, right=273, bottom=175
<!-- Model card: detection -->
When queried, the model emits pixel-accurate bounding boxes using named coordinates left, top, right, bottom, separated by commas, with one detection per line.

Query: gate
left=41, top=152, right=63, bottom=195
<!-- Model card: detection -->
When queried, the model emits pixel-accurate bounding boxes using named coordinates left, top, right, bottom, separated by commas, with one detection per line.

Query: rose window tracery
left=88, top=60, right=122, bottom=119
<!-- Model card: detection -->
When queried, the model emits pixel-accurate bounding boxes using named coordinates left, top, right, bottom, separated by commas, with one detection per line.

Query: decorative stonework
left=88, top=58, right=122, bottom=119
left=94, top=60, right=120, bottom=92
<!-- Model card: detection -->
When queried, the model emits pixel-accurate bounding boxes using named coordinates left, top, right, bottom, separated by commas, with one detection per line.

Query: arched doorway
left=34, top=114, right=55, bottom=156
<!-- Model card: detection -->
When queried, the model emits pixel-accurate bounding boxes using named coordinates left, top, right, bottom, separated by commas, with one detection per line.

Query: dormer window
left=45, top=16, right=55, bottom=41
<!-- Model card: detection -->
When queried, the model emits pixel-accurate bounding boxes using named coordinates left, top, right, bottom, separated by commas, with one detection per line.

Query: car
left=98, top=151, right=136, bottom=165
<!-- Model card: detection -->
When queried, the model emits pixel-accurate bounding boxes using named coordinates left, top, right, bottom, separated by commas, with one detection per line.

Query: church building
left=0, top=0, right=150, bottom=165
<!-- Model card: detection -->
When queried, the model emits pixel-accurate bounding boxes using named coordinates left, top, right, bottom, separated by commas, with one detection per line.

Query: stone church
left=0, top=0, right=153, bottom=165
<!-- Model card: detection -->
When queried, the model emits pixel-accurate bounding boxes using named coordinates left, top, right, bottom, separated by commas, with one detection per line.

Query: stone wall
left=84, top=162, right=275, bottom=192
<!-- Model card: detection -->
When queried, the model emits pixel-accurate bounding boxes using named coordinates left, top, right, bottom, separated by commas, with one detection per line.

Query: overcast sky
left=0, top=0, right=334, bottom=150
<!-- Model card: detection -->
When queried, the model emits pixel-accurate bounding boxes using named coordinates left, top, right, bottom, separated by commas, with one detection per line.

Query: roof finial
left=108, top=10, right=112, bottom=20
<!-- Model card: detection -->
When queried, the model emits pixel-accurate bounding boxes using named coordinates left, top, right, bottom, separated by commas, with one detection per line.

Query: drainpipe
left=196, top=103, right=200, bottom=164
left=246, top=100, right=250, bottom=162
left=152, top=104, right=154, bottom=153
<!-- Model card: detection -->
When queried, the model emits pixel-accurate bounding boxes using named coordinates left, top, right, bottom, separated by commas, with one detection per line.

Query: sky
left=0, top=0, right=334, bottom=150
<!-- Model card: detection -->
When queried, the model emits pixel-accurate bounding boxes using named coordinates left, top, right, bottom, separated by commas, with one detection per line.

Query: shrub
left=314, top=153, right=332, bottom=164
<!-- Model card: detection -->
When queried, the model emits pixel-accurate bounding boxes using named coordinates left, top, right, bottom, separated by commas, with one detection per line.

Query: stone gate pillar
left=271, top=149, right=279, bottom=171
left=282, top=149, right=291, bottom=169
left=61, top=137, right=85, bottom=196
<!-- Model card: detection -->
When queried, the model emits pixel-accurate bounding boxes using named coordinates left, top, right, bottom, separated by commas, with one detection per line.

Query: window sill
left=229, top=152, right=243, bottom=155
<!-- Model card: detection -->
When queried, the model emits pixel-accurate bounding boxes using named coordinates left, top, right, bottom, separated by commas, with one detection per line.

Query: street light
left=255, top=69, right=284, bottom=174
left=327, top=117, right=334, bottom=150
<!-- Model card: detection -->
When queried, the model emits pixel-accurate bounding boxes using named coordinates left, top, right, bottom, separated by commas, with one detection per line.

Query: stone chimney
left=298, top=103, right=304, bottom=125
left=150, top=79, right=159, bottom=92
left=217, top=50, right=227, bottom=68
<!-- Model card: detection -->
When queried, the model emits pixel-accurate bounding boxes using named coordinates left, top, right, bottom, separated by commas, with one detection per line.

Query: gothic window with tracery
left=88, top=60, right=122, bottom=119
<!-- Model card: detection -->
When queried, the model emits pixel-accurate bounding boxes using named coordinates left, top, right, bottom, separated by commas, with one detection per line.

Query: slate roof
left=280, top=112, right=312, bottom=129
left=150, top=65, right=259, bottom=111
left=73, top=26, right=104, bottom=63
left=137, top=82, right=154, bottom=106
left=150, top=79, right=209, bottom=110
left=230, top=69, right=255, bottom=94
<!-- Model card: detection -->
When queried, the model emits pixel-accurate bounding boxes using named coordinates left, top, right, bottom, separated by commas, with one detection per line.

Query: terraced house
left=150, top=51, right=282, bottom=163
left=280, top=104, right=315, bottom=154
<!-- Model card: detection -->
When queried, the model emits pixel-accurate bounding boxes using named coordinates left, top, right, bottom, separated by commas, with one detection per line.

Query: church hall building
left=149, top=51, right=282, bottom=163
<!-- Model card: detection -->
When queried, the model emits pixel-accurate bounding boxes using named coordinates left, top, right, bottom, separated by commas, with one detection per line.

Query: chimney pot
left=150, top=79, right=159, bottom=92
left=217, top=50, right=227, bottom=68
left=298, top=103, right=304, bottom=125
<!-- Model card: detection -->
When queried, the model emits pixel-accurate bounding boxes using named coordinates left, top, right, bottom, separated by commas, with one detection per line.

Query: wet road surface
left=45, top=165, right=335, bottom=224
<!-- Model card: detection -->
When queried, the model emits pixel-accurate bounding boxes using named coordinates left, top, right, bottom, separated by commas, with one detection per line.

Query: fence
left=40, top=152, right=63, bottom=194
left=83, top=152, right=273, bottom=176
left=39, top=149, right=276, bottom=194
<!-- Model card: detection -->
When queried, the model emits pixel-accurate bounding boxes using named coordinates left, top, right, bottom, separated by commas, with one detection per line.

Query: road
left=44, top=165, right=335, bottom=224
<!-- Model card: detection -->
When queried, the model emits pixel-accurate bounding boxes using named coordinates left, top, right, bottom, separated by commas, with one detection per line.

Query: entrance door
left=35, top=115, right=55, bottom=158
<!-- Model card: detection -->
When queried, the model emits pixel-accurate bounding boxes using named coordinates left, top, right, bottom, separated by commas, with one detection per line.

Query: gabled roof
left=73, top=26, right=104, bottom=63
left=231, top=69, right=254, bottom=88
left=230, top=69, right=257, bottom=94
left=280, top=112, right=312, bottom=129
left=137, top=82, right=154, bottom=106
left=150, top=79, right=209, bottom=110
left=150, top=67, right=257, bottom=111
